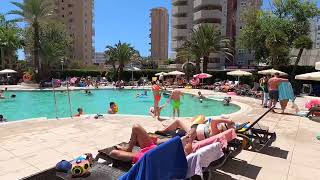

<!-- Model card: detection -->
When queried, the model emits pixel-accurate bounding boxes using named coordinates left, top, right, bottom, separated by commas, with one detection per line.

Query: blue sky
left=0, top=0, right=319, bottom=59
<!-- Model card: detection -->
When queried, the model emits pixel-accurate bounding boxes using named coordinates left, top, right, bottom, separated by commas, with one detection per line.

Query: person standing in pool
left=152, top=81, right=162, bottom=120
left=169, top=88, right=184, bottom=119
left=0, top=90, right=5, bottom=99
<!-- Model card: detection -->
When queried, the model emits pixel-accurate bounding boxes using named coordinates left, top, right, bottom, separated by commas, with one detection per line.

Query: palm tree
left=105, top=41, right=137, bottom=81
left=0, top=14, right=22, bottom=69
left=291, top=35, right=313, bottom=78
left=9, top=0, right=52, bottom=80
left=185, top=24, right=234, bottom=73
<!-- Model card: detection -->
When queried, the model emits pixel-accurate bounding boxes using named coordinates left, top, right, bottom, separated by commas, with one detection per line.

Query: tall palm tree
left=0, top=14, right=22, bottom=69
left=185, top=24, right=234, bottom=73
left=105, top=41, right=137, bottom=81
left=9, top=0, right=52, bottom=80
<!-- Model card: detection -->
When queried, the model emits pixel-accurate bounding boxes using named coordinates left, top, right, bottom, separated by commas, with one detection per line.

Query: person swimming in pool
left=74, top=108, right=84, bottom=117
left=169, top=88, right=184, bottom=119
left=108, top=102, right=118, bottom=114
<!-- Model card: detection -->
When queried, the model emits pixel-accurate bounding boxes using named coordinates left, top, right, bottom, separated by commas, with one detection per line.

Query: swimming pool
left=0, top=89, right=240, bottom=121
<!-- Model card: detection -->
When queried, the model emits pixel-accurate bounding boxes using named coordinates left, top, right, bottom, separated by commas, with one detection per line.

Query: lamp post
left=200, top=57, right=204, bottom=73
left=60, top=58, right=64, bottom=72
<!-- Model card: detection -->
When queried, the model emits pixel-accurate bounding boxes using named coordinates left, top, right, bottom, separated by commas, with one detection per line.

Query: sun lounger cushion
left=192, top=129, right=237, bottom=152
left=119, top=136, right=188, bottom=180
left=186, top=142, right=224, bottom=179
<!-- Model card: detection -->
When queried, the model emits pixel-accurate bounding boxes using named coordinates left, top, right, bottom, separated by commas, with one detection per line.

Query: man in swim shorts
left=170, top=88, right=184, bottom=119
left=268, top=73, right=288, bottom=111
left=152, top=81, right=162, bottom=120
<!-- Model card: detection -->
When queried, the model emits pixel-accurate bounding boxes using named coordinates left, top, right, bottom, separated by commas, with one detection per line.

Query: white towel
left=185, top=142, right=224, bottom=179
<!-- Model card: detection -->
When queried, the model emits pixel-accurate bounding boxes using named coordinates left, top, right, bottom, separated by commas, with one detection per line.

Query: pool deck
left=0, top=87, right=320, bottom=179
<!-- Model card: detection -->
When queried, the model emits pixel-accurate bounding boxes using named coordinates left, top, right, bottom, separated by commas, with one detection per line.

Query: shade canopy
left=227, top=70, right=252, bottom=77
left=258, top=68, right=287, bottom=76
left=155, top=72, right=168, bottom=76
left=167, top=71, right=185, bottom=76
left=0, top=69, right=17, bottom=74
left=316, top=62, right=320, bottom=70
left=295, top=72, right=320, bottom=81
left=193, top=73, right=212, bottom=79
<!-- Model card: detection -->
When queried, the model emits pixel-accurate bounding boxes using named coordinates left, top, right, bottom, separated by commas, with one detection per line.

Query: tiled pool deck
left=0, top=86, right=319, bottom=180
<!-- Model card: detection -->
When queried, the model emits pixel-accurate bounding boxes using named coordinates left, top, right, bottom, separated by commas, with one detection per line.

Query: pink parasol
left=193, top=73, right=212, bottom=79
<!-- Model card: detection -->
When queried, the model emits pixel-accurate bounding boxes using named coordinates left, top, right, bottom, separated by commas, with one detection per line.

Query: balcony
left=193, top=23, right=221, bottom=30
left=172, top=0, right=188, bottom=6
left=194, top=10, right=222, bottom=24
left=172, top=5, right=188, bottom=16
left=172, top=40, right=186, bottom=49
left=194, top=0, right=222, bottom=9
left=172, top=29, right=189, bottom=38
left=172, top=17, right=189, bottom=27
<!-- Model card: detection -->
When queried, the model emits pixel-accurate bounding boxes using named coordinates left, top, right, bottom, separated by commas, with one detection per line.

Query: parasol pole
left=66, top=79, right=73, bottom=118
left=52, top=78, right=58, bottom=119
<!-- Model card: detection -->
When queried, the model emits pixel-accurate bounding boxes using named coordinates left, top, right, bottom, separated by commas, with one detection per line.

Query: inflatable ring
left=114, top=105, right=119, bottom=113
left=192, top=115, right=205, bottom=125
left=23, top=73, right=32, bottom=82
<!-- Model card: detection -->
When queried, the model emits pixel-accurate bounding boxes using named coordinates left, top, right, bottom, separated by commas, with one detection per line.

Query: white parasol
left=295, top=72, right=320, bottom=81
left=227, top=70, right=252, bottom=82
left=258, top=68, right=287, bottom=76
left=167, top=71, right=185, bottom=76
left=0, top=69, right=17, bottom=74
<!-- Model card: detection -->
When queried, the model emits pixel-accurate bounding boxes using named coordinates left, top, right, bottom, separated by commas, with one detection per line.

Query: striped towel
left=278, top=82, right=295, bottom=101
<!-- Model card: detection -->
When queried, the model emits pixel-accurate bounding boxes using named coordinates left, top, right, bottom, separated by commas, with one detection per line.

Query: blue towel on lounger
left=119, top=136, right=188, bottom=180
left=278, top=82, right=294, bottom=101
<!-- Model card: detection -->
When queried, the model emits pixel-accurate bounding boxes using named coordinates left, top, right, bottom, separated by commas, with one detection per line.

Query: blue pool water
left=0, top=89, right=240, bottom=121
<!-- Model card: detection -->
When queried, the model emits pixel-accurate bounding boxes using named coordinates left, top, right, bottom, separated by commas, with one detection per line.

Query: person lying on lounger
left=109, top=117, right=235, bottom=163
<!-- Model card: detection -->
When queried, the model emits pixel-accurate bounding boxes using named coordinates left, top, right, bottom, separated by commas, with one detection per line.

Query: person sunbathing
left=109, top=118, right=235, bottom=163
left=156, top=118, right=235, bottom=142
left=109, top=124, right=158, bottom=163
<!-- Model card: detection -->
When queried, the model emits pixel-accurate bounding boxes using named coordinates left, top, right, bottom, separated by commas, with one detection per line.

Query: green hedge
left=53, top=69, right=168, bottom=81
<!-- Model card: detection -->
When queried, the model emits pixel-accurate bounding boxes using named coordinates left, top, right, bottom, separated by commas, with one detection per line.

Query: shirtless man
left=268, top=72, right=288, bottom=111
left=152, top=81, right=162, bottom=120
left=169, top=88, right=184, bottom=119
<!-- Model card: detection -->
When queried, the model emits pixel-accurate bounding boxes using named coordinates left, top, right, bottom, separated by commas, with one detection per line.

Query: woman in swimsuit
left=152, top=81, right=162, bottom=120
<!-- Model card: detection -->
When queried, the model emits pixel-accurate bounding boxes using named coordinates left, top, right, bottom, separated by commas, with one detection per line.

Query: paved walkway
left=0, top=89, right=319, bottom=179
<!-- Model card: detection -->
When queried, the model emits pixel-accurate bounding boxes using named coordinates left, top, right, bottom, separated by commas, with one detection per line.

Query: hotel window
left=68, top=4, right=73, bottom=7
left=69, top=18, right=73, bottom=23
left=61, top=0, right=64, bottom=2
left=62, top=15, right=64, bottom=18
left=69, top=11, right=72, bottom=15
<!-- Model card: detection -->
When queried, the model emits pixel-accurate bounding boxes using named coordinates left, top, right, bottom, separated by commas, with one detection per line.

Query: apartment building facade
left=235, top=0, right=262, bottom=66
left=150, top=7, right=169, bottom=64
left=291, top=16, right=320, bottom=66
left=52, top=0, right=94, bottom=65
left=171, top=0, right=261, bottom=69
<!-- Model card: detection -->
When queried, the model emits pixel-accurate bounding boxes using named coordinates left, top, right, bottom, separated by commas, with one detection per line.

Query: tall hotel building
left=150, top=7, right=169, bottom=64
left=52, top=0, right=94, bottom=64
